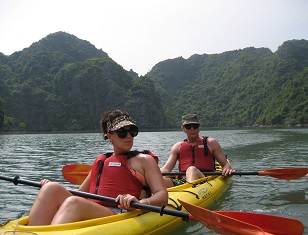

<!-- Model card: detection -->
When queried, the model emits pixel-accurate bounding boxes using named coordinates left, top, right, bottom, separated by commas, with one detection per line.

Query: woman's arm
left=78, top=171, right=91, bottom=192
left=143, top=154, right=168, bottom=206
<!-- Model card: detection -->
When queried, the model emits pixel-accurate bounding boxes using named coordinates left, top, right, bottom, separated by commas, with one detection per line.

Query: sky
left=1, top=0, right=307, bottom=75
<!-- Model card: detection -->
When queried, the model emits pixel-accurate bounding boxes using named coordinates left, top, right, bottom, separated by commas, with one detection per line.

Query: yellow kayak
left=0, top=173, right=231, bottom=235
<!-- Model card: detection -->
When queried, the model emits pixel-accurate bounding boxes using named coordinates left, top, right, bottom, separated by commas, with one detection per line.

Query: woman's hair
left=100, top=109, right=132, bottom=135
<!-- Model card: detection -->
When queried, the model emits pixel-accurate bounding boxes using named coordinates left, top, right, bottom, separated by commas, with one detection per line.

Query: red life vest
left=89, top=150, right=158, bottom=207
left=179, top=137, right=215, bottom=172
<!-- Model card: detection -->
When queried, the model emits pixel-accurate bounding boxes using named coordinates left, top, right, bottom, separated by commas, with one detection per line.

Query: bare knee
left=50, top=196, right=87, bottom=224
left=41, top=182, right=62, bottom=193
left=186, top=166, right=198, bottom=175
left=186, top=166, right=204, bottom=181
left=60, top=196, right=84, bottom=212
left=37, top=182, right=72, bottom=205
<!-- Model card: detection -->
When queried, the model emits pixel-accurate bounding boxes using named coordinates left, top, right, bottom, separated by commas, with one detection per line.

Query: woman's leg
left=28, top=182, right=72, bottom=226
left=51, top=196, right=115, bottom=224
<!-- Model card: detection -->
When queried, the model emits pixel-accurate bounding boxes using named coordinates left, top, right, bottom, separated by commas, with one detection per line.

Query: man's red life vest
left=89, top=150, right=158, bottom=207
left=179, top=137, right=215, bottom=172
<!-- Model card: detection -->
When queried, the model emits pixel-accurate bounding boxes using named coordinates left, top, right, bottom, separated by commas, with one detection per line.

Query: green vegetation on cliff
left=147, top=40, right=308, bottom=127
left=0, top=32, right=307, bottom=132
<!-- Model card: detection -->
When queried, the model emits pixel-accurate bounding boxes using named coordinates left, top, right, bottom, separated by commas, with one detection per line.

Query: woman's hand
left=40, top=179, right=51, bottom=186
left=115, top=194, right=139, bottom=210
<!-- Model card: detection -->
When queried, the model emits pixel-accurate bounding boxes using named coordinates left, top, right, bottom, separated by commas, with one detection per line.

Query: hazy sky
left=1, top=0, right=307, bottom=75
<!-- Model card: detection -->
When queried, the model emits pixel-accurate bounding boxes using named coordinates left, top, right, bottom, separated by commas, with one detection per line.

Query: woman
left=28, top=110, right=168, bottom=225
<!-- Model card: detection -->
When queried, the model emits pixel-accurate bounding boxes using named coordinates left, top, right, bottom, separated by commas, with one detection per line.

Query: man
left=160, top=114, right=233, bottom=187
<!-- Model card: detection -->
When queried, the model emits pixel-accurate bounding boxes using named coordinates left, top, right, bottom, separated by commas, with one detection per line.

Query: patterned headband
left=107, top=115, right=137, bottom=132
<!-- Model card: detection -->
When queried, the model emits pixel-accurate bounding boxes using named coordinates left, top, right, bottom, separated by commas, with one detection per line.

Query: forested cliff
left=148, top=41, right=308, bottom=127
left=0, top=32, right=307, bottom=132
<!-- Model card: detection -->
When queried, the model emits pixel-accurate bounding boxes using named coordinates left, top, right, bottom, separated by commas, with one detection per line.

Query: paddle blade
left=259, top=168, right=308, bottom=180
left=62, top=164, right=91, bottom=184
left=217, top=211, right=304, bottom=235
left=178, top=199, right=266, bottom=235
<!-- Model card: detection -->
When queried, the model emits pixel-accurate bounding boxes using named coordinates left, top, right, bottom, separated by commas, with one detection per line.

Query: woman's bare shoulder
left=136, top=153, right=156, bottom=161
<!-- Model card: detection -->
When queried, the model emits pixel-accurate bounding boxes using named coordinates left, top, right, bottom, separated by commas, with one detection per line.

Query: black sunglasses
left=184, top=124, right=200, bottom=130
left=111, top=126, right=139, bottom=138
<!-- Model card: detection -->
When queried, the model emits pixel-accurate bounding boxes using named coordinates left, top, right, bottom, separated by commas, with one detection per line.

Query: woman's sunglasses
left=111, top=126, right=139, bottom=138
left=184, top=124, right=200, bottom=130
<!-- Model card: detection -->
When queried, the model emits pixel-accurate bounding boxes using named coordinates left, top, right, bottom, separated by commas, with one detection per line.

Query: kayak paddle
left=215, top=210, right=305, bottom=235
left=0, top=175, right=304, bottom=235
left=179, top=199, right=304, bottom=235
left=62, top=164, right=92, bottom=184
left=62, top=164, right=308, bottom=184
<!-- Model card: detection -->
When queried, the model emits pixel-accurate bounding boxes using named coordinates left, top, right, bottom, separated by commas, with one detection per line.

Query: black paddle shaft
left=0, top=175, right=191, bottom=221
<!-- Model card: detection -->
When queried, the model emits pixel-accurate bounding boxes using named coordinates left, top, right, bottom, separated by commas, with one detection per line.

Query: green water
left=1, top=128, right=307, bottom=234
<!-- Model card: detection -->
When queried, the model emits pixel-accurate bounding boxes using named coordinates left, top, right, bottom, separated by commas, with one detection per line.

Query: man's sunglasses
left=184, top=124, right=200, bottom=130
left=111, top=126, right=139, bottom=138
